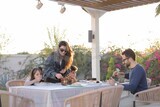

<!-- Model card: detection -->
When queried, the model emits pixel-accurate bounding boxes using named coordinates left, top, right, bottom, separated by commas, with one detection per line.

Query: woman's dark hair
left=30, top=67, right=43, bottom=80
left=58, top=41, right=68, bottom=48
left=58, top=41, right=74, bottom=56
left=122, top=48, right=136, bottom=61
left=58, top=41, right=74, bottom=70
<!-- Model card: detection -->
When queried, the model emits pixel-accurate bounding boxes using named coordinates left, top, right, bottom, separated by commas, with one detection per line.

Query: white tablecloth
left=9, top=82, right=109, bottom=107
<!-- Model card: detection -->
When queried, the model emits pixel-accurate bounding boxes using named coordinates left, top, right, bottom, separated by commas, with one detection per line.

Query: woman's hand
left=56, top=73, right=63, bottom=79
left=60, top=69, right=66, bottom=74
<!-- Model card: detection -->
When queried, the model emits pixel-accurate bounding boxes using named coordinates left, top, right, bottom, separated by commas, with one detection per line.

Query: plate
left=68, top=82, right=87, bottom=87
left=68, top=82, right=102, bottom=87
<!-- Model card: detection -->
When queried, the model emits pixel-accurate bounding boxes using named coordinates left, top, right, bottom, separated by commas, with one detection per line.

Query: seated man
left=108, top=48, right=148, bottom=94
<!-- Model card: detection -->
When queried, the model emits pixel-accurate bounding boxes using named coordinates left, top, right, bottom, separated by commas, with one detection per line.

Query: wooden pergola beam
left=50, top=0, right=160, bottom=11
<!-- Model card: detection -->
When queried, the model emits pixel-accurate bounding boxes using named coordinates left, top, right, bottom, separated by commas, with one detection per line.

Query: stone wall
left=0, top=54, right=38, bottom=74
left=0, top=54, right=40, bottom=89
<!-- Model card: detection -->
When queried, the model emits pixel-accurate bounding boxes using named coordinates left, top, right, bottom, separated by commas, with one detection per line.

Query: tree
left=0, top=28, right=9, bottom=69
left=72, top=45, right=92, bottom=80
left=106, top=57, right=115, bottom=80
left=40, top=26, right=66, bottom=56
left=0, top=28, right=10, bottom=90
left=0, top=30, right=9, bottom=54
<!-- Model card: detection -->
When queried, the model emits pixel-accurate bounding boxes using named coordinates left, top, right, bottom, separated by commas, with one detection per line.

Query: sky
left=0, top=0, right=160, bottom=54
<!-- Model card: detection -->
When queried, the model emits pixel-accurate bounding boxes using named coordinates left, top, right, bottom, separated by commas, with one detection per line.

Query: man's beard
left=125, top=62, right=130, bottom=68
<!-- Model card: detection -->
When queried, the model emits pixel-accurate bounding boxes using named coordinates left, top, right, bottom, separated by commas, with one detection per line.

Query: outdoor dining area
left=1, top=0, right=160, bottom=107
left=1, top=79, right=121, bottom=107
left=0, top=78, right=160, bottom=107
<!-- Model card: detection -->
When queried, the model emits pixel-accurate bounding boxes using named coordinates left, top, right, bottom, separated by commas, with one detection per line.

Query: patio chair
left=0, top=90, right=35, bottom=107
left=99, top=85, right=124, bottom=107
left=146, top=78, right=152, bottom=88
left=5, top=80, right=25, bottom=91
left=122, top=77, right=152, bottom=99
left=64, top=89, right=101, bottom=107
left=133, top=85, right=160, bottom=107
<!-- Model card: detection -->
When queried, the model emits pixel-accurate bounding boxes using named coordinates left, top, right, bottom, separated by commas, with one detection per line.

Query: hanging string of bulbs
left=36, top=0, right=43, bottom=9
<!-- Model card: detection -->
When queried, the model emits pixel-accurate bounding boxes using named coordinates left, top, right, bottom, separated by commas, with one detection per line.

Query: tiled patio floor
left=119, top=91, right=160, bottom=107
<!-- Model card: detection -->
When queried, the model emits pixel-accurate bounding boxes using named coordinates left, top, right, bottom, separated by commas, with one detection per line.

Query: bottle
left=115, top=68, right=120, bottom=85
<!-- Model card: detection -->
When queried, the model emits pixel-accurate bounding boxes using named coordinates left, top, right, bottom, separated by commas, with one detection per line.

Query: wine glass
left=115, top=68, right=120, bottom=85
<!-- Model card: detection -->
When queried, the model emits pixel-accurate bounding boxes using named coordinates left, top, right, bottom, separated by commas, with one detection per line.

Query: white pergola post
left=85, top=8, right=106, bottom=81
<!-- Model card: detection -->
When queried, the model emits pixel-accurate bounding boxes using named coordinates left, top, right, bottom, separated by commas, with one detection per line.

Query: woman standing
left=43, top=41, right=74, bottom=83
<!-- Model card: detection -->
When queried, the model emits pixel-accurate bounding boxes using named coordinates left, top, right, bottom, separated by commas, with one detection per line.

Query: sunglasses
left=60, top=48, right=67, bottom=53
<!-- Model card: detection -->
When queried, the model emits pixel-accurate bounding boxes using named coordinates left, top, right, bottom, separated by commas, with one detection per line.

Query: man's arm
left=122, top=66, right=144, bottom=94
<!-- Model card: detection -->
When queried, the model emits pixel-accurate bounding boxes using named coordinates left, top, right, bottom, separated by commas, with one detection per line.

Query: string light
left=36, top=0, right=43, bottom=9
left=60, top=4, right=66, bottom=14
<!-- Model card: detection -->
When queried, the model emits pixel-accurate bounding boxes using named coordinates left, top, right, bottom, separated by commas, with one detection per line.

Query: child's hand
left=68, top=72, right=76, bottom=79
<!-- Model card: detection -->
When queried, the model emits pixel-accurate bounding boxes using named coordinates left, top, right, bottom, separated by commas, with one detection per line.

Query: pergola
left=50, top=0, right=160, bottom=81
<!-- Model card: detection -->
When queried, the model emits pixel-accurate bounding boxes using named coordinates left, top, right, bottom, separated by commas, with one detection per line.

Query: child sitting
left=68, top=65, right=78, bottom=80
left=24, top=67, right=43, bottom=86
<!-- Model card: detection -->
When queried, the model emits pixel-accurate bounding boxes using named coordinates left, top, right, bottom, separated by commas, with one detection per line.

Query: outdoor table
left=120, top=82, right=131, bottom=98
left=9, top=81, right=109, bottom=107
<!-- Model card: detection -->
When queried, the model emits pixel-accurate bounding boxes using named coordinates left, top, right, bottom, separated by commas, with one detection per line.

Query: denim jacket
left=43, top=51, right=70, bottom=83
